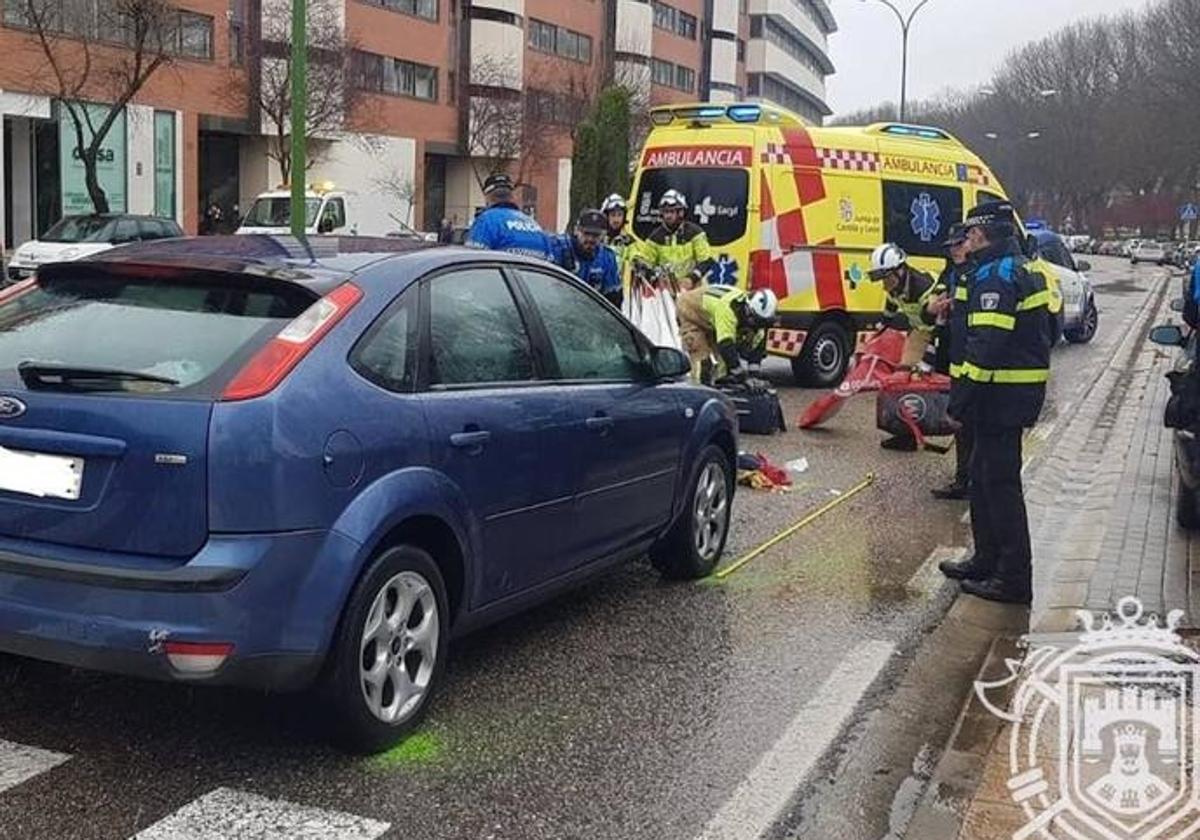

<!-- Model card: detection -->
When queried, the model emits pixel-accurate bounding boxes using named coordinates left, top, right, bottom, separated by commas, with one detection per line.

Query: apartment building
left=0, top=0, right=834, bottom=243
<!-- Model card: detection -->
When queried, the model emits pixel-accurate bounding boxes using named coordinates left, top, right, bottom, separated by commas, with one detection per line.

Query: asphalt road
left=0, top=256, right=1165, bottom=840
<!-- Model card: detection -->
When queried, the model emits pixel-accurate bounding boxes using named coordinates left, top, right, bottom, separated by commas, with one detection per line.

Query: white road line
left=132, top=787, right=391, bottom=840
left=695, top=639, right=897, bottom=840
left=0, top=739, right=70, bottom=794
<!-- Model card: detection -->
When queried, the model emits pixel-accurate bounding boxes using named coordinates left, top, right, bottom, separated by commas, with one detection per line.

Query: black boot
left=961, top=576, right=1032, bottom=605
left=938, top=556, right=991, bottom=581
left=881, top=435, right=918, bottom=452
left=931, top=480, right=969, bottom=500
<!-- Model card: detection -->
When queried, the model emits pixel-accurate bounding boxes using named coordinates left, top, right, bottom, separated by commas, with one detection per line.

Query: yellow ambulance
left=628, top=102, right=1062, bottom=386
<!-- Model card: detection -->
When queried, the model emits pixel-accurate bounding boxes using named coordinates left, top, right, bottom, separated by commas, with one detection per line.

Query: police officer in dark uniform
left=465, top=173, right=555, bottom=261
left=938, top=202, right=1052, bottom=605
left=931, top=222, right=973, bottom=499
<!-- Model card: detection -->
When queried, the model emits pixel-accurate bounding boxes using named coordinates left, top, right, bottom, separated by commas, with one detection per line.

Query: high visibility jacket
left=884, top=267, right=942, bottom=333
left=635, top=221, right=716, bottom=283
left=948, top=239, right=1052, bottom=428
left=679, top=284, right=766, bottom=371
left=606, top=229, right=634, bottom=269
left=466, top=203, right=555, bottom=261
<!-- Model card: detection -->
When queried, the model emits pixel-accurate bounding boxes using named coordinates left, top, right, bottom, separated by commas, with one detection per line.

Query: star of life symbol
left=713, top=254, right=738, bottom=285
left=975, top=597, right=1200, bottom=839
left=910, top=192, right=941, bottom=243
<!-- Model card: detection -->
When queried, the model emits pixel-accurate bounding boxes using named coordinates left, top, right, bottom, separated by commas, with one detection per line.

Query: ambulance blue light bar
left=726, top=105, right=762, bottom=123
left=879, top=124, right=951, bottom=141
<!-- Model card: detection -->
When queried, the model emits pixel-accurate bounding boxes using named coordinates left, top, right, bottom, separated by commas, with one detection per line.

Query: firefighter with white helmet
left=676, top=284, right=778, bottom=385
left=633, top=190, right=716, bottom=290
left=869, top=241, right=947, bottom=450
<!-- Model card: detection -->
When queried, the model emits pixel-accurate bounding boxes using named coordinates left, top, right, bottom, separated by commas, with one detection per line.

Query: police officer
left=931, top=222, right=974, bottom=500
left=938, top=201, right=1052, bottom=605
left=676, top=284, right=777, bottom=385
left=634, top=190, right=715, bottom=290
left=563, top=209, right=622, bottom=307
left=466, top=173, right=555, bottom=261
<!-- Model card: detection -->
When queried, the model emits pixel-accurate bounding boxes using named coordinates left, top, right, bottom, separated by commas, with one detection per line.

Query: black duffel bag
left=720, top=382, right=787, bottom=435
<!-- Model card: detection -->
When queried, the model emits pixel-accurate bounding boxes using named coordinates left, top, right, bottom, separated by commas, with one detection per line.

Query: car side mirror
left=650, top=346, right=691, bottom=379
left=1150, top=324, right=1187, bottom=347
left=1076, top=260, right=1091, bottom=272
left=1171, top=298, right=1184, bottom=313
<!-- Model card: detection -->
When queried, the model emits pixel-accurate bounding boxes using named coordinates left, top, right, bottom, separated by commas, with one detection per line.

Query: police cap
left=942, top=222, right=968, bottom=247
left=576, top=209, right=607, bottom=234
left=962, top=201, right=1016, bottom=231
left=483, top=173, right=514, bottom=195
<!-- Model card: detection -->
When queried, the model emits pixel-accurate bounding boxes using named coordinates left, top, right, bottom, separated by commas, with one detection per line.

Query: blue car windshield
left=0, top=274, right=312, bottom=395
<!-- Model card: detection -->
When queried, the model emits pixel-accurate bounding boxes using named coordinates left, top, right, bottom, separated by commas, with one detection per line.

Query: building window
left=153, top=110, right=175, bottom=219
left=470, top=5, right=519, bottom=24
left=650, top=57, right=692, bottom=92
left=178, top=11, right=212, bottom=58
left=528, top=17, right=591, bottom=63
left=737, top=38, right=744, bottom=61
left=652, top=1, right=695, bottom=39
left=3, top=0, right=214, bottom=58
left=751, top=15, right=826, bottom=76
left=228, top=0, right=244, bottom=63
left=354, top=51, right=439, bottom=101
left=526, top=88, right=586, bottom=127
left=749, top=73, right=825, bottom=123
left=361, top=0, right=437, bottom=21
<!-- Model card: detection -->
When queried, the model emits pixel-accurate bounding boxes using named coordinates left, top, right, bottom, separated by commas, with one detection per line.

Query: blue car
left=0, top=236, right=737, bottom=751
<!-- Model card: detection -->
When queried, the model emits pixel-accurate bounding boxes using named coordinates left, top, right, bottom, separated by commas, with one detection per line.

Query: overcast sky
left=825, top=0, right=1153, bottom=117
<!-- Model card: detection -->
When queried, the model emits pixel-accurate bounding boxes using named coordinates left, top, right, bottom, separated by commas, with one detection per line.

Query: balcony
left=470, top=19, right=525, bottom=90
left=747, top=0, right=833, bottom=72
left=472, top=0, right=523, bottom=15
left=616, top=0, right=653, bottom=57
left=709, top=38, right=737, bottom=86
left=710, top=0, right=738, bottom=36
left=745, top=38, right=827, bottom=105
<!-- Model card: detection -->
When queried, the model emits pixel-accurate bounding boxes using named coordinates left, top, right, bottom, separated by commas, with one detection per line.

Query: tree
left=569, top=86, right=634, bottom=220
left=248, top=0, right=364, bottom=185
left=15, top=0, right=180, bottom=213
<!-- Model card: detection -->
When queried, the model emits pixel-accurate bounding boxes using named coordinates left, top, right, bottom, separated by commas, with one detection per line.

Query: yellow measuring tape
left=711, top=472, right=876, bottom=580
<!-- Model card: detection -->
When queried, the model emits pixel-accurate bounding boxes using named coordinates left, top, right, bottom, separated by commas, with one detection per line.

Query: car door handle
left=450, top=430, right=491, bottom=449
left=585, top=414, right=614, bottom=433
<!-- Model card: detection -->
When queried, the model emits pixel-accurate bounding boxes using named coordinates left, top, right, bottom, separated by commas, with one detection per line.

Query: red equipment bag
left=876, top=372, right=955, bottom=451
left=798, top=329, right=906, bottom=429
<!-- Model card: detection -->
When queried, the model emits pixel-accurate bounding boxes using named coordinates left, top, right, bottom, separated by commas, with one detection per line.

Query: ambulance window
left=978, top=190, right=1005, bottom=205
left=882, top=181, right=964, bottom=259
left=633, top=168, right=750, bottom=247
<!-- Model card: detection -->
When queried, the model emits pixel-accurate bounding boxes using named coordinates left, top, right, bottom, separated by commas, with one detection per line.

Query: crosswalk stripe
left=0, top=738, right=70, bottom=794
left=132, top=787, right=391, bottom=840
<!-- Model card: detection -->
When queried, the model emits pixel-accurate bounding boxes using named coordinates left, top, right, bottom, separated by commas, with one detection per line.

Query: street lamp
left=289, top=0, right=308, bottom=238
left=859, top=0, right=937, bottom=122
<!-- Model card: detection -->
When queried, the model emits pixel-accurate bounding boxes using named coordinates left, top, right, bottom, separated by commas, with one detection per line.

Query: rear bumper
left=0, top=529, right=364, bottom=691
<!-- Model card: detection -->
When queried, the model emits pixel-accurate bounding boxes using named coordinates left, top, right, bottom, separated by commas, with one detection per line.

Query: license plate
left=0, top=446, right=84, bottom=500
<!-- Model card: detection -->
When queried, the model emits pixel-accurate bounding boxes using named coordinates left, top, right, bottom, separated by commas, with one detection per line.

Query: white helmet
left=659, top=189, right=688, bottom=210
left=601, top=194, right=627, bottom=214
left=746, top=289, right=778, bottom=323
left=869, top=243, right=907, bottom=279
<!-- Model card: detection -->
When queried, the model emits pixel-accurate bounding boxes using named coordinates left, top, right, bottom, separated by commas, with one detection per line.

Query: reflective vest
left=636, top=221, right=715, bottom=282
left=948, top=240, right=1052, bottom=428
left=885, top=268, right=941, bottom=334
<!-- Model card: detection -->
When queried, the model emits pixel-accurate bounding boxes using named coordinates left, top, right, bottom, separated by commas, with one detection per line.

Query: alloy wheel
left=693, top=461, right=730, bottom=561
left=359, top=570, right=439, bottom=724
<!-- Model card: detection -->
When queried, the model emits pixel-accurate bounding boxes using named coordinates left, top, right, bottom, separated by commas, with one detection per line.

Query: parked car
left=1131, top=240, right=1166, bottom=265
left=1151, top=313, right=1200, bottom=527
left=0, top=235, right=737, bottom=752
left=1032, top=229, right=1099, bottom=344
left=5, top=214, right=183, bottom=282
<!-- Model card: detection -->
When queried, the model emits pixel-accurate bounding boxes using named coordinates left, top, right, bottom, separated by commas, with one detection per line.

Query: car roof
left=58, top=213, right=180, bottom=222
left=59, top=234, right=567, bottom=300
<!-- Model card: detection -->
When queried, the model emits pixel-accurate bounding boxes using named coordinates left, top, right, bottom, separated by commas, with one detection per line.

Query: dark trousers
left=954, top=423, right=975, bottom=487
left=969, top=425, right=1032, bottom=588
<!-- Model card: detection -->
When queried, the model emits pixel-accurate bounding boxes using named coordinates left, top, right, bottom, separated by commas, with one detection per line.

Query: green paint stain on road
left=369, top=730, right=445, bottom=769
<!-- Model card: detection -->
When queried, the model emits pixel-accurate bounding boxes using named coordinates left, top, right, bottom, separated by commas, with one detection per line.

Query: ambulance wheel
left=793, top=322, right=850, bottom=388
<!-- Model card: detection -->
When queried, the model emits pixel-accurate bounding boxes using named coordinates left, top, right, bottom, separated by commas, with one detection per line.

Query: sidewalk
left=903, top=277, right=1189, bottom=840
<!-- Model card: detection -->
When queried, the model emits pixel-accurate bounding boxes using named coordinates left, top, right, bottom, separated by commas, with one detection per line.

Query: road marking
left=133, top=787, right=391, bottom=840
left=0, top=739, right=70, bottom=794
left=906, top=546, right=965, bottom=595
left=695, top=639, right=896, bottom=840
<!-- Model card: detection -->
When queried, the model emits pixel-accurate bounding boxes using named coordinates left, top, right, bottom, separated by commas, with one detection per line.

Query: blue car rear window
left=0, top=274, right=311, bottom=395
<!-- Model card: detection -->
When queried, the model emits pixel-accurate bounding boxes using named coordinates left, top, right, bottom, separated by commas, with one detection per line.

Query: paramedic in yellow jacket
left=677, top=284, right=779, bottom=385
left=633, top=190, right=716, bottom=290
left=869, top=243, right=946, bottom=369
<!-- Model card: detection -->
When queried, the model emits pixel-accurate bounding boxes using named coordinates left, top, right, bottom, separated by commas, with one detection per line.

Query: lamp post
left=289, top=0, right=308, bottom=238
left=860, top=0, right=936, bottom=122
